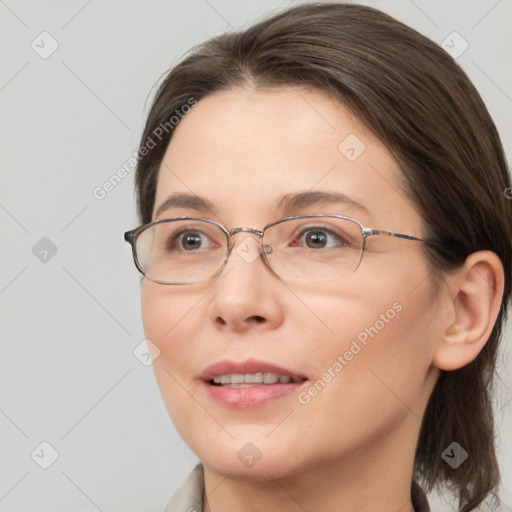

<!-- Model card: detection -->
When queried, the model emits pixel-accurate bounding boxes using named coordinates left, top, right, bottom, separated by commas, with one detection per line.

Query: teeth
left=211, top=372, right=301, bottom=387
left=245, top=372, right=263, bottom=383
left=263, top=372, right=279, bottom=384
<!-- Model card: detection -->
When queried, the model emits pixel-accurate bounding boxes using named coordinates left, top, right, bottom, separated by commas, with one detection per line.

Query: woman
left=124, top=3, right=511, bottom=511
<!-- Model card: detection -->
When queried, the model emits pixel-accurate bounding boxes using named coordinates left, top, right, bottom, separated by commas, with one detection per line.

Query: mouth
left=200, top=359, right=308, bottom=407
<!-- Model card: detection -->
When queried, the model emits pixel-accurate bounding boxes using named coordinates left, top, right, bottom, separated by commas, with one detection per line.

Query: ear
left=433, top=251, right=505, bottom=371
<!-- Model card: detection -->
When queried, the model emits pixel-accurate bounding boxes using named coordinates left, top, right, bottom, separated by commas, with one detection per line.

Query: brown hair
left=134, top=3, right=512, bottom=510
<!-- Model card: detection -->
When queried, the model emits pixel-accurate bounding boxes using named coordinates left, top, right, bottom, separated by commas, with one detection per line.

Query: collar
left=165, top=463, right=431, bottom=512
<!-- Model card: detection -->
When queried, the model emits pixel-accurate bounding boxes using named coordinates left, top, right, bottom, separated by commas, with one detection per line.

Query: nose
left=207, top=232, right=284, bottom=332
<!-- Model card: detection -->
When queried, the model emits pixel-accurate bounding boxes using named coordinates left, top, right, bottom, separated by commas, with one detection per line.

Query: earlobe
left=432, top=251, right=504, bottom=372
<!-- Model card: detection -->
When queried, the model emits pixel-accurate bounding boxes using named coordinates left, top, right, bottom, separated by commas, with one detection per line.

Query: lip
left=200, top=358, right=308, bottom=408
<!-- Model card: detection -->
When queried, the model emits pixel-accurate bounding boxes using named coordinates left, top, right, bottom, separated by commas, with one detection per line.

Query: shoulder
left=164, top=463, right=204, bottom=512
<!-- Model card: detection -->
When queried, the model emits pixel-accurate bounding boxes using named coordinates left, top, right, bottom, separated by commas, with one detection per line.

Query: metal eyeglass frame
left=124, top=214, right=429, bottom=285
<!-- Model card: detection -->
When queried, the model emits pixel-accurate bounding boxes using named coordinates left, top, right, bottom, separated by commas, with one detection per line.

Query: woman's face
left=142, top=86, right=441, bottom=479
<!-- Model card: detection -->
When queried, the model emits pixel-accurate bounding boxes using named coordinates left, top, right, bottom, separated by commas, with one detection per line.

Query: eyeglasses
left=124, top=215, right=428, bottom=285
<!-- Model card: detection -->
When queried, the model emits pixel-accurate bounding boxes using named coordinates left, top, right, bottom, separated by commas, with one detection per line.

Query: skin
left=140, top=86, right=504, bottom=512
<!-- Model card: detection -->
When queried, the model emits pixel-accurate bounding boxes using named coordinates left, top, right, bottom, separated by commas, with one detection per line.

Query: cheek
left=140, top=281, right=206, bottom=347
left=140, top=281, right=207, bottom=438
left=140, top=282, right=201, bottom=389
left=299, top=278, right=436, bottom=436
left=141, top=283, right=173, bottom=347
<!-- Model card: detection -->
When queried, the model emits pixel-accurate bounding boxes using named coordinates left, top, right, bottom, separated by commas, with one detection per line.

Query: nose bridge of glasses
left=228, top=226, right=264, bottom=240
left=226, top=227, right=268, bottom=261
left=229, top=228, right=263, bottom=238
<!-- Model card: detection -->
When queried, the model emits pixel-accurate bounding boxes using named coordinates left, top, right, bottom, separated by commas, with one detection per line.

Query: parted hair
left=134, top=3, right=512, bottom=511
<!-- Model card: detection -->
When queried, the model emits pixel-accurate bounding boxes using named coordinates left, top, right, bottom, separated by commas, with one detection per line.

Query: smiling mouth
left=210, top=372, right=306, bottom=388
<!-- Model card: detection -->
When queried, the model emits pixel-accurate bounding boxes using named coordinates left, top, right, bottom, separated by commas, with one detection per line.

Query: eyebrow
left=274, top=191, right=370, bottom=217
left=155, top=192, right=216, bottom=218
left=154, top=190, right=370, bottom=219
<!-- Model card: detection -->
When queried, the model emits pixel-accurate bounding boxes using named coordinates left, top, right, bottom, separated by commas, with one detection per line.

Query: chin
left=186, top=431, right=308, bottom=481
left=201, top=451, right=303, bottom=482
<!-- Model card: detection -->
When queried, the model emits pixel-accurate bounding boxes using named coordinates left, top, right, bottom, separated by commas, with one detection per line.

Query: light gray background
left=1, top=0, right=511, bottom=511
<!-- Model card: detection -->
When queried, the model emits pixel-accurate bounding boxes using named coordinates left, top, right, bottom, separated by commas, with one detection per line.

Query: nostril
left=214, top=316, right=265, bottom=326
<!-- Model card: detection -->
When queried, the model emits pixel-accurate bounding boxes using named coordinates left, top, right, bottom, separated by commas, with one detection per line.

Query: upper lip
left=200, top=358, right=307, bottom=382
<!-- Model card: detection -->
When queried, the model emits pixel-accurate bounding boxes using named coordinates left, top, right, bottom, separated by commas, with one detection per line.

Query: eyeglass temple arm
left=362, top=228, right=426, bottom=243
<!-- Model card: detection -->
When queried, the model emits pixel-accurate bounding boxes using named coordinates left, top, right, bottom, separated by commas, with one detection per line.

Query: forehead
left=153, top=86, right=420, bottom=232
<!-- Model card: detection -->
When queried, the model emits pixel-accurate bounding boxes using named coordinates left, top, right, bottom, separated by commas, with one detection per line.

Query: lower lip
left=203, top=380, right=307, bottom=408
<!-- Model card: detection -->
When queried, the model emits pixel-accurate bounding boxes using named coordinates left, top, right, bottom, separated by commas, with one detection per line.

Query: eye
left=296, top=227, right=349, bottom=249
left=168, top=230, right=213, bottom=251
